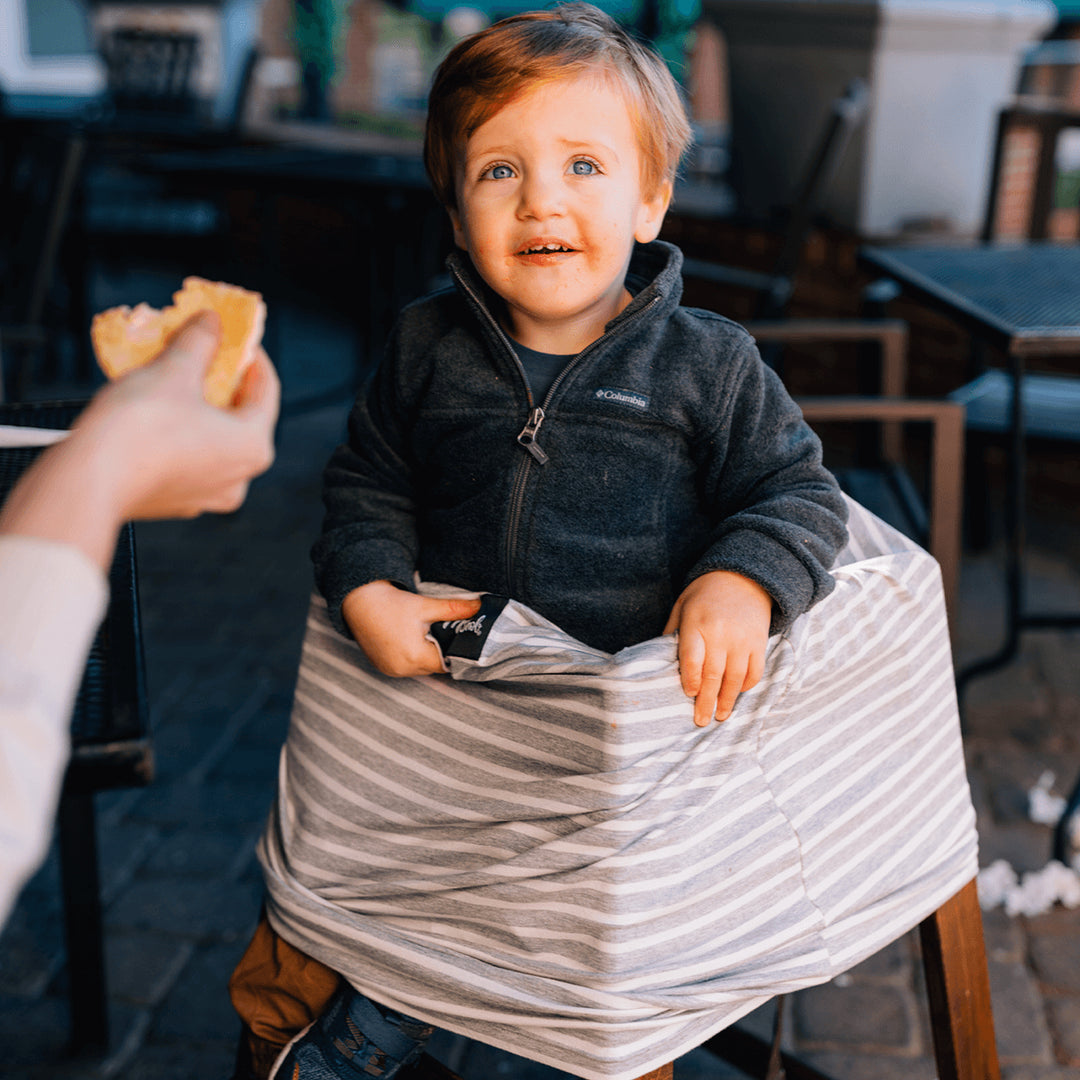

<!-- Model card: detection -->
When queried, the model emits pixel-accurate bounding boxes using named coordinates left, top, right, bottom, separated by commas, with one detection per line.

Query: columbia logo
left=594, top=387, right=649, bottom=410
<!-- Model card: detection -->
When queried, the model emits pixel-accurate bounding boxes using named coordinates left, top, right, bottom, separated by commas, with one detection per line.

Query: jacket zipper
left=451, top=262, right=660, bottom=594
left=502, top=295, right=661, bottom=593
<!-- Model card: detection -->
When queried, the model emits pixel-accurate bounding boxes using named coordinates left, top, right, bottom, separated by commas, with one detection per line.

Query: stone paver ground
left=1, top=275, right=1078, bottom=1079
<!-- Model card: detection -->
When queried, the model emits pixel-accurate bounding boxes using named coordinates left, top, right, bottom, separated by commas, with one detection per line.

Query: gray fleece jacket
left=313, top=239, right=848, bottom=654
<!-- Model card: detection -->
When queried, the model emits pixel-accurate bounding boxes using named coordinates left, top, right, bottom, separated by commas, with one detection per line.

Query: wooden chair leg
left=633, top=1065, right=673, bottom=1080
left=918, top=877, right=1001, bottom=1080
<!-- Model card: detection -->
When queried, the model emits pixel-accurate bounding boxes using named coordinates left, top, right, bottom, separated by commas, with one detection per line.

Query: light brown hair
left=424, top=2, right=692, bottom=211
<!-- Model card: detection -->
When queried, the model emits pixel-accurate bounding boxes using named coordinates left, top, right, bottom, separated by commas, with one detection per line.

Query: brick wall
left=992, top=24, right=1080, bottom=241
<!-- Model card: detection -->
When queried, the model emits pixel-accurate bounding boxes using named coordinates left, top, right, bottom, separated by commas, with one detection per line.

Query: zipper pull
left=516, top=407, right=549, bottom=464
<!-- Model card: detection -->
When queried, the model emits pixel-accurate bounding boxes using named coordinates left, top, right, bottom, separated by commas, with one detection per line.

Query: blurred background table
left=861, top=241, right=1080, bottom=867
left=859, top=242, right=1080, bottom=688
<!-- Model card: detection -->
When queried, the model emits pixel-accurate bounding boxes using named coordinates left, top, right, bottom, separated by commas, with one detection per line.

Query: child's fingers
left=693, top=674, right=723, bottom=726
left=676, top=627, right=704, bottom=698
left=661, top=600, right=682, bottom=639
left=421, top=595, right=483, bottom=625
left=741, top=649, right=765, bottom=693
left=715, top=653, right=749, bottom=722
left=691, top=643, right=728, bottom=727
left=415, top=595, right=481, bottom=675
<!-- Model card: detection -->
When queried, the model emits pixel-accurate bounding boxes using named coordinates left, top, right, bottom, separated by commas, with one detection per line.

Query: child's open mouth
left=516, top=242, right=578, bottom=263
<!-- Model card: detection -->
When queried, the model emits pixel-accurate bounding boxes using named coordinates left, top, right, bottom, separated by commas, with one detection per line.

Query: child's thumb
left=426, top=595, right=483, bottom=623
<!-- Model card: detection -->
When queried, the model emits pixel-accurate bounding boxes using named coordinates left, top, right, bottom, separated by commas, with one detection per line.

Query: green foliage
left=293, top=0, right=337, bottom=82
left=1057, top=168, right=1080, bottom=210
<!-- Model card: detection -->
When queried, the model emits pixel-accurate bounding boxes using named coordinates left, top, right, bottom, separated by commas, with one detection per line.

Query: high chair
left=411, top=877, right=999, bottom=1080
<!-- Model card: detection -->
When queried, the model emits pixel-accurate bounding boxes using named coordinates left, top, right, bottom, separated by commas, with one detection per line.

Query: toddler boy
left=231, top=5, right=848, bottom=1077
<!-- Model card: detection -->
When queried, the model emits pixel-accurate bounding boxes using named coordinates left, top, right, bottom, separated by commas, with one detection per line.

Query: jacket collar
left=445, top=239, right=685, bottom=342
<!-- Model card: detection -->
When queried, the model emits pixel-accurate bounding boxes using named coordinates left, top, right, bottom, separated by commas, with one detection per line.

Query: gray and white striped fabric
left=258, top=496, right=978, bottom=1080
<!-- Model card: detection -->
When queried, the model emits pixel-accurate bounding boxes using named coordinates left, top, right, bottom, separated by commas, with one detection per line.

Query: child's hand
left=663, top=571, right=773, bottom=727
left=342, top=580, right=482, bottom=678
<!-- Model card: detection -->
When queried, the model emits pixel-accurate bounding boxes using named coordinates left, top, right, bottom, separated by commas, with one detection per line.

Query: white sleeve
left=0, top=536, right=109, bottom=928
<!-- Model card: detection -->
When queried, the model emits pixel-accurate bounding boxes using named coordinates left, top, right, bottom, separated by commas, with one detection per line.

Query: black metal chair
left=679, top=77, right=869, bottom=326
left=100, top=28, right=202, bottom=121
left=0, top=122, right=87, bottom=401
left=0, top=400, right=152, bottom=1055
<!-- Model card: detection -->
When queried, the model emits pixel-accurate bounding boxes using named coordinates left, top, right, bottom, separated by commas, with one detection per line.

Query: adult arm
left=0, top=538, right=107, bottom=927
left=0, top=312, right=279, bottom=925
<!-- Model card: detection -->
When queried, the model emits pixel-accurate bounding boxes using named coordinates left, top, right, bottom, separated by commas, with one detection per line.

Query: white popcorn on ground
left=976, top=859, right=1018, bottom=910
left=977, top=859, right=1080, bottom=917
left=1028, top=770, right=1068, bottom=827
left=977, top=772, right=1080, bottom=917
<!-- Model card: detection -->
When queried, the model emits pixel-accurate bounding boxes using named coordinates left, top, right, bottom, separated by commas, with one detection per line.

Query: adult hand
left=664, top=570, right=773, bottom=727
left=342, top=579, right=483, bottom=677
left=75, top=310, right=279, bottom=521
left=0, top=311, right=280, bottom=568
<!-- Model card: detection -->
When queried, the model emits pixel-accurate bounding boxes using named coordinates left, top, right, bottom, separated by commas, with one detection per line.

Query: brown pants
left=229, top=914, right=342, bottom=1078
left=230, top=917, right=678, bottom=1080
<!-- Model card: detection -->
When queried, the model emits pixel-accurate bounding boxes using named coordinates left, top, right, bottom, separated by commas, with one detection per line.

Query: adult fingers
left=163, top=311, right=222, bottom=389
left=204, top=480, right=251, bottom=515
left=231, top=348, right=281, bottom=423
left=211, top=352, right=279, bottom=485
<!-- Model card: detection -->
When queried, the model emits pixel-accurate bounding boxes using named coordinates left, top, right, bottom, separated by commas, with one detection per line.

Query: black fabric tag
left=428, top=595, right=510, bottom=661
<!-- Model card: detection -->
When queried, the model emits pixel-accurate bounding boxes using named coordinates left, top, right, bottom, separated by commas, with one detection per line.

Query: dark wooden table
left=860, top=242, right=1080, bottom=862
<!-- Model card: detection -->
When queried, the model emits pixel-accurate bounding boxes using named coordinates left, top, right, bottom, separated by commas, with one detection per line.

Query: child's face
left=449, top=71, right=670, bottom=354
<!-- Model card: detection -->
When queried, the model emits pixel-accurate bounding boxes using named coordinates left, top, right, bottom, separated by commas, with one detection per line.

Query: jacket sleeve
left=685, top=334, right=849, bottom=636
left=311, top=320, right=423, bottom=637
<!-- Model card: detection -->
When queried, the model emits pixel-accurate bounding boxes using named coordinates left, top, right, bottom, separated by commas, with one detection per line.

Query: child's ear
left=634, top=180, right=673, bottom=244
left=447, top=207, right=469, bottom=251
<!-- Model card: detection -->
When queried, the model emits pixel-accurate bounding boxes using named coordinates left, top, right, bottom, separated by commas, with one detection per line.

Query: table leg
left=1053, top=770, right=1080, bottom=865
left=956, top=349, right=1026, bottom=702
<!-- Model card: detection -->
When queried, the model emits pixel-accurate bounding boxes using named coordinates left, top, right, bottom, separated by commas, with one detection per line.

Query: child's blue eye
left=570, top=160, right=597, bottom=175
left=486, top=164, right=514, bottom=180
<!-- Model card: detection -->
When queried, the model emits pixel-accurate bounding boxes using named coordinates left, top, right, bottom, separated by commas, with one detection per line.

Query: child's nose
left=517, top=171, right=565, bottom=219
